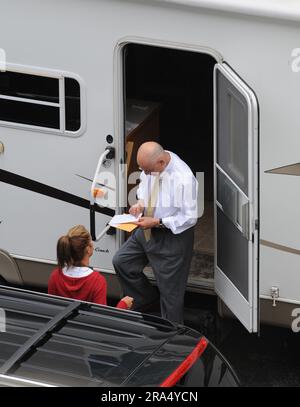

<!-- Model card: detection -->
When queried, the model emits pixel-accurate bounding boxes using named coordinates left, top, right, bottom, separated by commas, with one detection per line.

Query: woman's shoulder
left=48, top=267, right=62, bottom=285
left=50, top=267, right=61, bottom=277
left=90, top=270, right=106, bottom=283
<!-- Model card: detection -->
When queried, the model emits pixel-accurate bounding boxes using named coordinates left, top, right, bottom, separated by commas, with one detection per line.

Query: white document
left=109, top=213, right=142, bottom=226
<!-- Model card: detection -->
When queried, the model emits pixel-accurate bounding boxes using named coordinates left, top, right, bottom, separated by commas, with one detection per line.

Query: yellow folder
left=112, top=223, right=138, bottom=232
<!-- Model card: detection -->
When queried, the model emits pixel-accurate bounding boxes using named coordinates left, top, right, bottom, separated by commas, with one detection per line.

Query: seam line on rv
left=260, top=239, right=300, bottom=256
left=265, top=162, right=300, bottom=176
left=0, top=169, right=115, bottom=217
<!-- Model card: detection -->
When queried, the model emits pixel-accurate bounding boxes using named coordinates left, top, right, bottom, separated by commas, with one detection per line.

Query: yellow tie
left=144, top=174, right=160, bottom=242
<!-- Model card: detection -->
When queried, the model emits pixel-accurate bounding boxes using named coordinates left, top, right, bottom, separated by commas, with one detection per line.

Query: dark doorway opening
left=124, top=43, right=216, bottom=290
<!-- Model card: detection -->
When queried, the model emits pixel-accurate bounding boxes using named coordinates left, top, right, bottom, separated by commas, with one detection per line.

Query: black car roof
left=0, top=286, right=202, bottom=387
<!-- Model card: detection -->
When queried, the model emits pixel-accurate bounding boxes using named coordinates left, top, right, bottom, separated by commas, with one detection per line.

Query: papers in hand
left=109, top=213, right=141, bottom=232
left=109, top=213, right=141, bottom=226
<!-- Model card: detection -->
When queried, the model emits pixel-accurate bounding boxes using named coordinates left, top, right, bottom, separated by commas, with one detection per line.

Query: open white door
left=214, top=63, right=259, bottom=332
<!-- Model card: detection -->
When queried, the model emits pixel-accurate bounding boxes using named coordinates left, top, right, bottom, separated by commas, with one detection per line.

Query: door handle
left=241, top=202, right=250, bottom=240
left=90, top=146, right=115, bottom=203
left=90, top=146, right=115, bottom=241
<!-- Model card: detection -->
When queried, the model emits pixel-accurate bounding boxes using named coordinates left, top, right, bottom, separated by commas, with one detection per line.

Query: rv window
left=216, top=71, right=248, bottom=194
left=65, top=77, right=81, bottom=131
left=0, top=99, right=59, bottom=129
left=0, top=71, right=81, bottom=134
left=0, top=71, right=59, bottom=103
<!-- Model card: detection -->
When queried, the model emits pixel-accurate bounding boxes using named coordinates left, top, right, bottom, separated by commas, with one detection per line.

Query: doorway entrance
left=123, top=43, right=216, bottom=291
left=121, top=42, right=259, bottom=332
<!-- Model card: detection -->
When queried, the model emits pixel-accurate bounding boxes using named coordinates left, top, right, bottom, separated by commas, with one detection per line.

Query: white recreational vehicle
left=0, top=0, right=300, bottom=333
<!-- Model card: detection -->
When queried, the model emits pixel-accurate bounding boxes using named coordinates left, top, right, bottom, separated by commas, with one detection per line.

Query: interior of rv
left=123, top=43, right=216, bottom=291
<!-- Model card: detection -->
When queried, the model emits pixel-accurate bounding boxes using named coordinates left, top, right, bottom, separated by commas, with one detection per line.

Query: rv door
left=214, top=63, right=259, bottom=333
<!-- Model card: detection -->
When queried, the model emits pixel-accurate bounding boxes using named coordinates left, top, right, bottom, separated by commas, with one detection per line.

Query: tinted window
left=0, top=99, right=60, bottom=129
left=65, top=77, right=81, bottom=131
left=0, top=71, right=59, bottom=103
left=216, top=70, right=248, bottom=194
left=0, top=72, right=81, bottom=133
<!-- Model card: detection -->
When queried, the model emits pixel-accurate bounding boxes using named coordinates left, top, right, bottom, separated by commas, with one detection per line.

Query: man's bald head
left=137, top=142, right=170, bottom=174
left=137, top=142, right=164, bottom=166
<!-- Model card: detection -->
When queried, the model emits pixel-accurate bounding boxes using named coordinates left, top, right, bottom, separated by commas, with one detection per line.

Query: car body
left=0, top=286, right=239, bottom=387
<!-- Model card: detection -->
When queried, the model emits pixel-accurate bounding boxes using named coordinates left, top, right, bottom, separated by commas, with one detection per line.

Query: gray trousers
left=112, top=226, right=194, bottom=324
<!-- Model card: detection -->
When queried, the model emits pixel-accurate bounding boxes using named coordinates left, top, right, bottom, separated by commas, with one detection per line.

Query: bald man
left=113, top=142, right=198, bottom=324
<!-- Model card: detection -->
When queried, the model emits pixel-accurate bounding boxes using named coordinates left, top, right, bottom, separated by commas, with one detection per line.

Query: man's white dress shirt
left=137, top=151, right=198, bottom=234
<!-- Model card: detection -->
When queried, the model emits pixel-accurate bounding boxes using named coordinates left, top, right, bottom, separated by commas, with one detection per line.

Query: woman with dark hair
left=48, top=225, right=133, bottom=310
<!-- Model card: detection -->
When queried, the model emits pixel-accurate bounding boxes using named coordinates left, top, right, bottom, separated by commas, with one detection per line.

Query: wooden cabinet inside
left=125, top=99, right=160, bottom=203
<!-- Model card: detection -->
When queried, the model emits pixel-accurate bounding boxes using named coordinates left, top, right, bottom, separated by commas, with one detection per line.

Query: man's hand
left=129, top=203, right=144, bottom=217
left=135, top=217, right=160, bottom=229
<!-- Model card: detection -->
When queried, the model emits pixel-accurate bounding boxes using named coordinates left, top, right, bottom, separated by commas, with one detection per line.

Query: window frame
left=0, top=63, right=86, bottom=137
